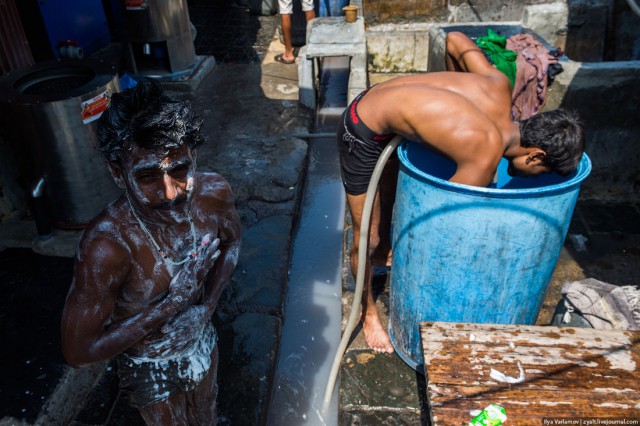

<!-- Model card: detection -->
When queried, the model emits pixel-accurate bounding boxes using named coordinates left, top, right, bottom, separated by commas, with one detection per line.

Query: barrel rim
left=0, top=58, right=117, bottom=104
left=398, top=142, right=592, bottom=198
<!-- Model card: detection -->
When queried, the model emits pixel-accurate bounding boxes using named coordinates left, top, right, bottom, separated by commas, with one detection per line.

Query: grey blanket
left=561, top=278, right=640, bottom=330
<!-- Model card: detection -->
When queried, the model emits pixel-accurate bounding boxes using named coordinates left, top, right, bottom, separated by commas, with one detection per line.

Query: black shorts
left=337, top=88, right=396, bottom=195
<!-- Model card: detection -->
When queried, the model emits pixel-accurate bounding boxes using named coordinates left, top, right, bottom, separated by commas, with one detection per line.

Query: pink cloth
left=506, top=34, right=558, bottom=121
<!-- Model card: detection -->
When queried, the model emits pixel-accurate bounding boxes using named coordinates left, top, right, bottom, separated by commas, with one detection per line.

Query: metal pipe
left=58, top=45, right=84, bottom=59
left=293, top=132, right=338, bottom=138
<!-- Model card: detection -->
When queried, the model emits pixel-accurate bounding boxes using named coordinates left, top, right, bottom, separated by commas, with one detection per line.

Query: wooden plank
left=420, top=322, right=639, bottom=349
left=423, top=343, right=640, bottom=387
left=428, top=407, right=639, bottom=426
left=422, top=338, right=640, bottom=360
left=420, top=322, right=640, bottom=425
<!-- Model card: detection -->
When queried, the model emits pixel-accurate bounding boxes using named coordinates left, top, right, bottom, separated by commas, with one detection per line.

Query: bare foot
left=362, top=315, right=394, bottom=353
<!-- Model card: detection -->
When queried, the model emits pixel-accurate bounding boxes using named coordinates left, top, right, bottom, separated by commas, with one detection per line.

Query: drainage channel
left=266, top=56, right=350, bottom=426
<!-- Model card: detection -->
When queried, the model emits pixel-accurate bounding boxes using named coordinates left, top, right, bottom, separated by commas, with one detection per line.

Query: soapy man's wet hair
left=97, top=79, right=204, bottom=163
left=519, top=108, right=585, bottom=175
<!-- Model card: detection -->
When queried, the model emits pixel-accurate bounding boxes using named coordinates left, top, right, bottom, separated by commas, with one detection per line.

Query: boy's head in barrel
left=517, top=108, right=585, bottom=176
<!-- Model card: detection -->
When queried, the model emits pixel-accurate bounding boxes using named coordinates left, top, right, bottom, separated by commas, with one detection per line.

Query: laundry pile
left=475, top=29, right=564, bottom=121
left=561, top=278, right=640, bottom=330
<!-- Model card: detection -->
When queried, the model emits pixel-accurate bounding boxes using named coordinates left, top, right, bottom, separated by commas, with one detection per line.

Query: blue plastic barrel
left=319, top=0, right=349, bottom=16
left=388, top=142, right=592, bottom=371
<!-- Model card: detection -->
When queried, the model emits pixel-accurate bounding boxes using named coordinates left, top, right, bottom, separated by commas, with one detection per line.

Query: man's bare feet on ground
left=362, top=315, right=394, bottom=353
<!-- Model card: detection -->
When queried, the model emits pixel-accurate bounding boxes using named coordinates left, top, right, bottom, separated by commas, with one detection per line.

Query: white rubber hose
left=322, top=135, right=403, bottom=414
left=626, top=0, right=640, bottom=16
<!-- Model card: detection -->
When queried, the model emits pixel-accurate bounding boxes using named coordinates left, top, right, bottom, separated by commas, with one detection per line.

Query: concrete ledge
left=547, top=60, right=640, bottom=201
left=298, top=17, right=367, bottom=110
left=298, top=46, right=315, bottom=110
left=0, top=219, right=81, bottom=258
left=37, top=362, right=109, bottom=426
left=366, top=23, right=433, bottom=73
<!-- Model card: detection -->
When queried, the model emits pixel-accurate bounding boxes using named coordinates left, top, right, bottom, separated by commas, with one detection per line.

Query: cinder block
left=522, top=3, right=568, bottom=48
left=298, top=17, right=366, bottom=109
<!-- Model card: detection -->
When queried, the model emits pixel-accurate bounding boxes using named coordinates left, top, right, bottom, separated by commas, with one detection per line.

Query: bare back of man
left=357, top=70, right=515, bottom=186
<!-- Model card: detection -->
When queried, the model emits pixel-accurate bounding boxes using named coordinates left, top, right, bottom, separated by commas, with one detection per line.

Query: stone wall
left=545, top=61, right=640, bottom=201
left=366, top=23, right=431, bottom=73
left=362, top=0, right=448, bottom=24
left=447, top=0, right=559, bottom=22
left=365, top=0, right=640, bottom=74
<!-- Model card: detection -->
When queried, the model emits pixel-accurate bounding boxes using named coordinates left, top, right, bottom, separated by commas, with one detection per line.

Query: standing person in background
left=275, top=0, right=315, bottom=64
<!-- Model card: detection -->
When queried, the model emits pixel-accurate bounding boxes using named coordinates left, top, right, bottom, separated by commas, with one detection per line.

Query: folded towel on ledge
left=506, top=33, right=560, bottom=121
left=561, top=278, right=640, bottom=330
left=475, top=29, right=563, bottom=121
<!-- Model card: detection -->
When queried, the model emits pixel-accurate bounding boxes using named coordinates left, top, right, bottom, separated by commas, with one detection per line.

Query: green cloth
left=475, top=29, right=517, bottom=87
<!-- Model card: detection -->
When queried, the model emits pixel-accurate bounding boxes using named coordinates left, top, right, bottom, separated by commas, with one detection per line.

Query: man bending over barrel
left=337, top=31, right=584, bottom=353
left=61, top=80, right=241, bottom=425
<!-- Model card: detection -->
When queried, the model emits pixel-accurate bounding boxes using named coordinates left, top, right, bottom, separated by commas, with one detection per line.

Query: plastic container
left=389, top=141, right=592, bottom=371
left=343, top=5, right=358, bottom=22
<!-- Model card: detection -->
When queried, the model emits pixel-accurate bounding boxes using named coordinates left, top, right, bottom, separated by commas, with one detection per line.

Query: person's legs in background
left=276, top=0, right=316, bottom=64
left=302, top=0, right=316, bottom=28
left=276, top=0, right=296, bottom=63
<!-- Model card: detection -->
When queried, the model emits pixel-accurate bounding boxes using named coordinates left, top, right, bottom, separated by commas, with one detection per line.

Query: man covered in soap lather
left=61, top=80, right=241, bottom=425
left=337, top=31, right=585, bottom=353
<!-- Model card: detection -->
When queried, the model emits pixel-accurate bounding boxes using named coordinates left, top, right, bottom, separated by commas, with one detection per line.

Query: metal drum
left=0, top=59, right=122, bottom=228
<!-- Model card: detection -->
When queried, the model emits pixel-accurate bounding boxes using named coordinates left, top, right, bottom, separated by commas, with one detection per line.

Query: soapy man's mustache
left=155, top=195, right=188, bottom=210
